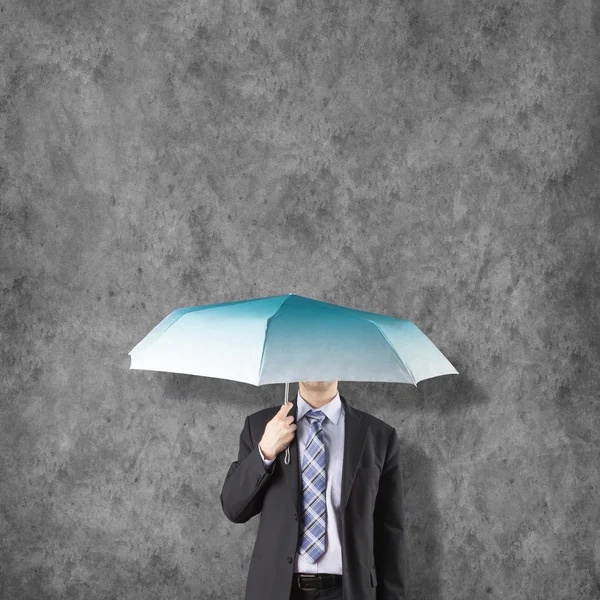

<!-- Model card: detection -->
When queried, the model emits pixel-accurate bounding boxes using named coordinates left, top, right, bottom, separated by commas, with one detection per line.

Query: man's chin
left=303, top=381, right=336, bottom=390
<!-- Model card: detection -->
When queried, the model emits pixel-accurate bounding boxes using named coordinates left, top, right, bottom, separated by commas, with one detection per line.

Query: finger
left=279, top=401, right=293, bottom=416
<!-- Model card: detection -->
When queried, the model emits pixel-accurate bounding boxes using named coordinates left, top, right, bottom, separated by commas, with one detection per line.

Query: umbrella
left=128, top=293, right=458, bottom=463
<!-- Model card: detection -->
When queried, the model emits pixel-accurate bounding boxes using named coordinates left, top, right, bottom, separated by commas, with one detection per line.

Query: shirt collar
left=296, top=390, right=343, bottom=425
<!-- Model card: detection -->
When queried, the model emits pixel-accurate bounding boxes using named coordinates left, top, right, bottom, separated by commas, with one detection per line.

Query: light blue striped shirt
left=258, top=390, right=345, bottom=574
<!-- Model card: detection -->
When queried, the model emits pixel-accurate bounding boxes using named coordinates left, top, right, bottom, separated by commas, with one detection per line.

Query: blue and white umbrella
left=128, top=293, right=458, bottom=462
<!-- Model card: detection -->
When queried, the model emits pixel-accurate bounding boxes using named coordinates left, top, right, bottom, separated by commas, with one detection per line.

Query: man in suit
left=220, top=380, right=408, bottom=600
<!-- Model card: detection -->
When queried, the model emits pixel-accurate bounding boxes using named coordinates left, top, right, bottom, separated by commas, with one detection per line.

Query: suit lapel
left=340, top=394, right=369, bottom=510
left=279, top=395, right=300, bottom=515
left=278, top=392, right=369, bottom=514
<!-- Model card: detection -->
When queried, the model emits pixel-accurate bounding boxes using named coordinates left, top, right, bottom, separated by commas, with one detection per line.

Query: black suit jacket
left=220, top=394, right=408, bottom=600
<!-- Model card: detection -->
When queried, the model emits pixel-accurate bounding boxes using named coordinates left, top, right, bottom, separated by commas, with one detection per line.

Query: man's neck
left=298, top=386, right=339, bottom=410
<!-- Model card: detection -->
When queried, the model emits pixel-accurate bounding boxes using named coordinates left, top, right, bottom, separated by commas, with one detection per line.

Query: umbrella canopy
left=128, top=293, right=458, bottom=386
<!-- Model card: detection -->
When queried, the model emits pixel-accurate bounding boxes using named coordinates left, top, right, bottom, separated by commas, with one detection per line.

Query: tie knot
left=305, top=409, right=326, bottom=426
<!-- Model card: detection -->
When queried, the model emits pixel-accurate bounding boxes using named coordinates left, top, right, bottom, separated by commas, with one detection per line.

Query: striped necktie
left=298, top=409, right=327, bottom=562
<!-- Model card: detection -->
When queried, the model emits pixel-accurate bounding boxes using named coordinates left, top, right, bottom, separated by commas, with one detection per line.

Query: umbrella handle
left=284, top=382, right=291, bottom=465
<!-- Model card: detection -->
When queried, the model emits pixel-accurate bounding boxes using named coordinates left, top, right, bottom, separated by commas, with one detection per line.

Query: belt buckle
left=297, top=574, right=319, bottom=591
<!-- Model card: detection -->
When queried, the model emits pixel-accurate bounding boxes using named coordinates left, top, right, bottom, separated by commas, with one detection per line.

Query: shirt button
left=287, top=557, right=292, bottom=563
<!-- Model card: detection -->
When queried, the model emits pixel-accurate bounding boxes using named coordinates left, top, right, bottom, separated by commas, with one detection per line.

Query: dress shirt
left=257, top=390, right=345, bottom=575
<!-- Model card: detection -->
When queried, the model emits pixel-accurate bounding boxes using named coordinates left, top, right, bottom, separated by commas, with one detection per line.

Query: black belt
left=293, top=573, right=343, bottom=591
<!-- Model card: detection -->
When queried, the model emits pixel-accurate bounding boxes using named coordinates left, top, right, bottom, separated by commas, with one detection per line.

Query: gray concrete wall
left=1, top=0, right=599, bottom=598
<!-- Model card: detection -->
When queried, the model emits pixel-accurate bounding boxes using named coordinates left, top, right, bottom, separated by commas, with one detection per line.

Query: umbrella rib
left=130, top=301, right=260, bottom=358
left=129, top=307, right=189, bottom=357
left=366, top=318, right=417, bottom=385
left=326, top=305, right=417, bottom=385
left=257, top=295, right=294, bottom=385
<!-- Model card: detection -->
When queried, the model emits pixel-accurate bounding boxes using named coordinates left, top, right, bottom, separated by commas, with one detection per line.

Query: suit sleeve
left=373, top=427, right=408, bottom=600
left=220, top=415, right=276, bottom=523
left=258, top=442, right=276, bottom=469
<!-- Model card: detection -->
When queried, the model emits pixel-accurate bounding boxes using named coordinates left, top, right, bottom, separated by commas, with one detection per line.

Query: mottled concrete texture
left=1, top=0, right=599, bottom=598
